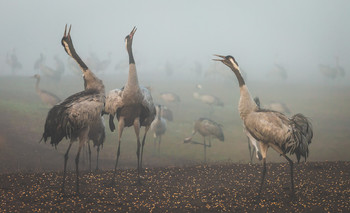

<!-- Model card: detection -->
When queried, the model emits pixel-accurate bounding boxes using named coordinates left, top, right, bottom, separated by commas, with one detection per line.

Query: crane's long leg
left=96, top=146, right=100, bottom=171
left=112, top=118, right=125, bottom=184
left=203, top=137, right=207, bottom=162
left=62, top=141, right=73, bottom=194
left=140, top=125, right=150, bottom=171
left=258, top=143, right=269, bottom=196
left=75, top=129, right=88, bottom=194
left=158, top=135, right=162, bottom=154
left=88, top=141, right=92, bottom=172
left=133, top=118, right=142, bottom=184
left=270, top=143, right=295, bottom=196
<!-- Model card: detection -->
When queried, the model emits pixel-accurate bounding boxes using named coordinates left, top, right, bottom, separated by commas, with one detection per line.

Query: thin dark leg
left=258, top=158, right=267, bottom=196
left=62, top=141, right=73, bottom=194
left=88, top=142, right=92, bottom=172
left=282, top=154, right=294, bottom=195
left=112, top=119, right=124, bottom=185
left=95, top=146, right=100, bottom=171
left=203, top=137, right=207, bottom=162
left=75, top=143, right=83, bottom=194
left=112, top=140, right=122, bottom=184
left=140, top=126, right=149, bottom=171
left=158, top=136, right=161, bottom=154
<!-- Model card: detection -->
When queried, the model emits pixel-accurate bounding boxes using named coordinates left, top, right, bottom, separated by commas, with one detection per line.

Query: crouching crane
left=214, top=54, right=313, bottom=197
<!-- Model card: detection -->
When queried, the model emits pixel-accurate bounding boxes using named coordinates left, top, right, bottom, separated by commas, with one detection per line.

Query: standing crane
left=214, top=55, right=313, bottom=197
left=150, top=105, right=167, bottom=154
left=34, top=54, right=65, bottom=81
left=104, top=27, right=156, bottom=184
left=86, top=116, right=105, bottom=171
left=40, top=25, right=105, bottom=194
left=6, top=48, right=22, bottom=75
left=184, top=118, right=224, bottom=162
left=32, top=74, right=61, bottom=107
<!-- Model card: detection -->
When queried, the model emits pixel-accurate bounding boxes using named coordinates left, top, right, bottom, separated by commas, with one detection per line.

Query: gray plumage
left=150, top=105, right=167, bottom=154
left=40, top=25, right=105, bottom=194
left=193, top=92, right=224, bottom=107
left=184, top=118, right=224, bottom=162
left=33, top=74, right=61, bottom=107
left=214, top=54, right=313, bottom=197
left=104, top=27, right=156, bottom=184
left=87, top=116, right=106, bottom=171
left=161, top=105, right=173, bottom=121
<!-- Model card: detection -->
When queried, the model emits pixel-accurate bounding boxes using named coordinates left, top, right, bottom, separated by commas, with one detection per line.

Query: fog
left=1, top=0, right=349, bottom=83
left=0, top=1, right=350, bottom=173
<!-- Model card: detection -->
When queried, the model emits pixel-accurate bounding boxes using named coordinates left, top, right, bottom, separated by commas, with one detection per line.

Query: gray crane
left=40, top=25, right=105, bottom=194
left=104, top=27, right=156, bottom=184
left=150, top=105, right=167, bottom=154
left=6, top=48, right=22, bottom=75
left=214, top=55, right=313, bottom=197
left=160, top=92, right=181, bottom=103
left=86, top=116, right=105, bottom=171
left=34, top=54, right=65, bottom=81
left=184, top=118, right=224, bottom=162
left=32, top=74, right=61, bottom=107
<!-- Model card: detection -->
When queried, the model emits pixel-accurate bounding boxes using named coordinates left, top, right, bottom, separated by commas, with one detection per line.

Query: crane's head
left=61, top=24, right=73, bottom=57
left=125, top=26, right=137, bottom=50
left=213, top=55, right=240, bottom=72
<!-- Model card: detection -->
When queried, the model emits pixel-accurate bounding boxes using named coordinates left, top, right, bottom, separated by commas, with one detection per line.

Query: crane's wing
left=140, top=86, right=156, bottom=126
left=200, top=118, right=224, bottom=141
left=244, top=110, right=292, bottom=146
left=105, top=88, right=124, bottom=131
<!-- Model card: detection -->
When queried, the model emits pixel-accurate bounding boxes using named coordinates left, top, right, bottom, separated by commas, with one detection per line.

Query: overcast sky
left=1, top=0, right=349, bottom=83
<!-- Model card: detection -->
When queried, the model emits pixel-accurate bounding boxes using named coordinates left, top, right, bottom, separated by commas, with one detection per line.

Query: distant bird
left=105, top=27, right=155, bottom=184
left=87, top=116, right=106, bottom=171
left=34, top=54, right=65, bottom=81
left=193, top=92, right=224, bottom=107
left=267, top=63, right=288, bottom=80
left=32, top=74, right=61, bottom=107
left=150, top=105, right=167, bottom=154
left=161, top=105, right=173, bottom=121
left=214, top=54, right=313, bottom=197
left=160, top=92, right=181, bottom=103
left=184, top=118, right=224, bottom=162
left=86, top=52, right=112, bottom=73
left=319, top=56, right=346, bottom=80
left=6, top=48, right=22, bottom=75
left=40, top=25, right=105, bottom=194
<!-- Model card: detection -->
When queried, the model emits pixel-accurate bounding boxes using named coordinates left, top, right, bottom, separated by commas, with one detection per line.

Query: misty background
left=1, top=0, right=349, bottom=82
left=0, top=1, right=350, bottom=172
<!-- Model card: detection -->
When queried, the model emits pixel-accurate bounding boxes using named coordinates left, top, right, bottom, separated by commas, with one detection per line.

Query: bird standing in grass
left=184, top=118, right=224, bottom=162
left=105, top=27, right=155, bottom=184
left=150, top=105, right=167, bottom=154
left=40, top=25, right=105, bottom=194
left=214, top=54, right=313, bottom=197
left=32, top=74, right=61, bottom=107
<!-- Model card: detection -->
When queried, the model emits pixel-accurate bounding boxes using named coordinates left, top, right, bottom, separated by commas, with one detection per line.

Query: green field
left=0, top=74, right=349, bottom=173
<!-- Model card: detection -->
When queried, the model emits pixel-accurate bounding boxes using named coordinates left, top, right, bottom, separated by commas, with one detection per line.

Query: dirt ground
left=0, top=161, right=349, bottom=212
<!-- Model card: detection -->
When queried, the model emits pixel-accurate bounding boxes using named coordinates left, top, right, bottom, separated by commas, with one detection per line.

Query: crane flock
left=38, top=25, right=313, bottom=198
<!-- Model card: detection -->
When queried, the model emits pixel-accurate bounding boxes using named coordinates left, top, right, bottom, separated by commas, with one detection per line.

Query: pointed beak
left=212, top=54, right=226, bottom=61
left=130, top=26, right=137, bottom=38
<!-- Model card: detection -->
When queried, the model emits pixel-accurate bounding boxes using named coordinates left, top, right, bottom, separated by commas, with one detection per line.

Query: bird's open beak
left=129, top=26, right=137, bottom=38
left=212, top=54, right=226, bottom=61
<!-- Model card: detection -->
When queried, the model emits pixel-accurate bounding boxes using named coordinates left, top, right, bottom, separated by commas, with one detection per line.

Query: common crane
left=105, top=27, right=156, bottom=184
left=214, top=54, right=313, bottom=197
left=40, top=25, right=105, bottom=194
left=150, top=105, right=167, bottom=154
left=184, top=118, right=224, bottom=162
left=32, top=74, right=61, bottom=107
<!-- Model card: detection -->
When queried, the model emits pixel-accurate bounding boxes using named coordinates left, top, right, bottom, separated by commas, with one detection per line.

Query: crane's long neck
left=156, top=107, right=162, bottom=120
left=125, top=43, right=140, bottom=90
left=231, top=67, right=257, bottom=120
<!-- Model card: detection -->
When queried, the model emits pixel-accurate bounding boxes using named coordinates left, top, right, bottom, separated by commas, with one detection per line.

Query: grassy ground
left=0, top=74, right=350, bottom=173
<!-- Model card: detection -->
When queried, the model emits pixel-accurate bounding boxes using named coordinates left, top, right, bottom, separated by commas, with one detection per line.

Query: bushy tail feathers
left=287, top=113, right=313, bottom=162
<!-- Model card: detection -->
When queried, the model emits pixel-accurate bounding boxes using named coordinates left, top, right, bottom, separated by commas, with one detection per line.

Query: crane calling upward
left=32, top=74, right=61, bottom=107
left=40, top=25, right=105, bottom=194
left=105, top=27, right=156, bottom=184
left=214, top=54, right=313, bottom=197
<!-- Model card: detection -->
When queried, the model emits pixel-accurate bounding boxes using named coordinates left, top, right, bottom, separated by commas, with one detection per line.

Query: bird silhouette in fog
left=150, top=105, right=167, bottom=154
left=6, top=48, right=22, bottom=75
left=104, top=27, right=155, bottom=184
left=32, top=74, right=61, bottom=107
left=214, top=54, right=313, bottom=197
left=184, top=118, right=224, bottom=162
left=34, top=54, right=65, bottom=81
left=40, top=25, right=105, bottom=195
